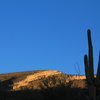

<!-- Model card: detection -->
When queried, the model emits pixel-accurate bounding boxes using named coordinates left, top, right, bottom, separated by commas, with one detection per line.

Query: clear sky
left=0, top=0, right=100, bottom=74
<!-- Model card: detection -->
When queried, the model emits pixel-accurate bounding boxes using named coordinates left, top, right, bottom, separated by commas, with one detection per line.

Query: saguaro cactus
left=84, top=29, right=100, bottom=100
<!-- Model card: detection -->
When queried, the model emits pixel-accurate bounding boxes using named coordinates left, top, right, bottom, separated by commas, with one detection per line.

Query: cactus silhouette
left=84, top=29, right=100, bottom=100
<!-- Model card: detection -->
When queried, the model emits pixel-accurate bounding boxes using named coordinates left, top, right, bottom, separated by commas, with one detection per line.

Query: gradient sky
left=0, top=0, right=100, bottom=74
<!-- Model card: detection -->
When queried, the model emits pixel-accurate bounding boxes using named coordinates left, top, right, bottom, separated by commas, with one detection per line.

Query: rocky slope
left=0, top=70, right=87, bottom=91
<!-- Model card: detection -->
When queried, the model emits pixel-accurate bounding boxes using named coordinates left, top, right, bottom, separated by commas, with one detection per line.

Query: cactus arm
left=96, top=51, right=100, bottom=83
left=84, top=54, right=93, bottom=84
left=84, top=54, right=89, bottom=79
left=87, top=29, right=94, bottom=80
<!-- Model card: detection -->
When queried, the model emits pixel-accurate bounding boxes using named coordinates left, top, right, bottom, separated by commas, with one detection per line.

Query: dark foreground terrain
left=0, top=86, right=88, bottom=100
left=0, top=70, right=99, bottom=100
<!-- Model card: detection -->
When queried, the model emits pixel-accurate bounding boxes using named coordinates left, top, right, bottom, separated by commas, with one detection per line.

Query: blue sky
left=0, top=0, right=100, bottom=74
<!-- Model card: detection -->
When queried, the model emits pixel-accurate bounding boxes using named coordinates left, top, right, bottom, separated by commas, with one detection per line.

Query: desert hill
left=0, top=70, right=88, bottom=100
left=0, top=70, right=86, bottom=91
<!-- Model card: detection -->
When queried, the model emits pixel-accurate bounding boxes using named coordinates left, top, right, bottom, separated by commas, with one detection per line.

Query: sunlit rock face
left=13, top=70, right=63, bottom=90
